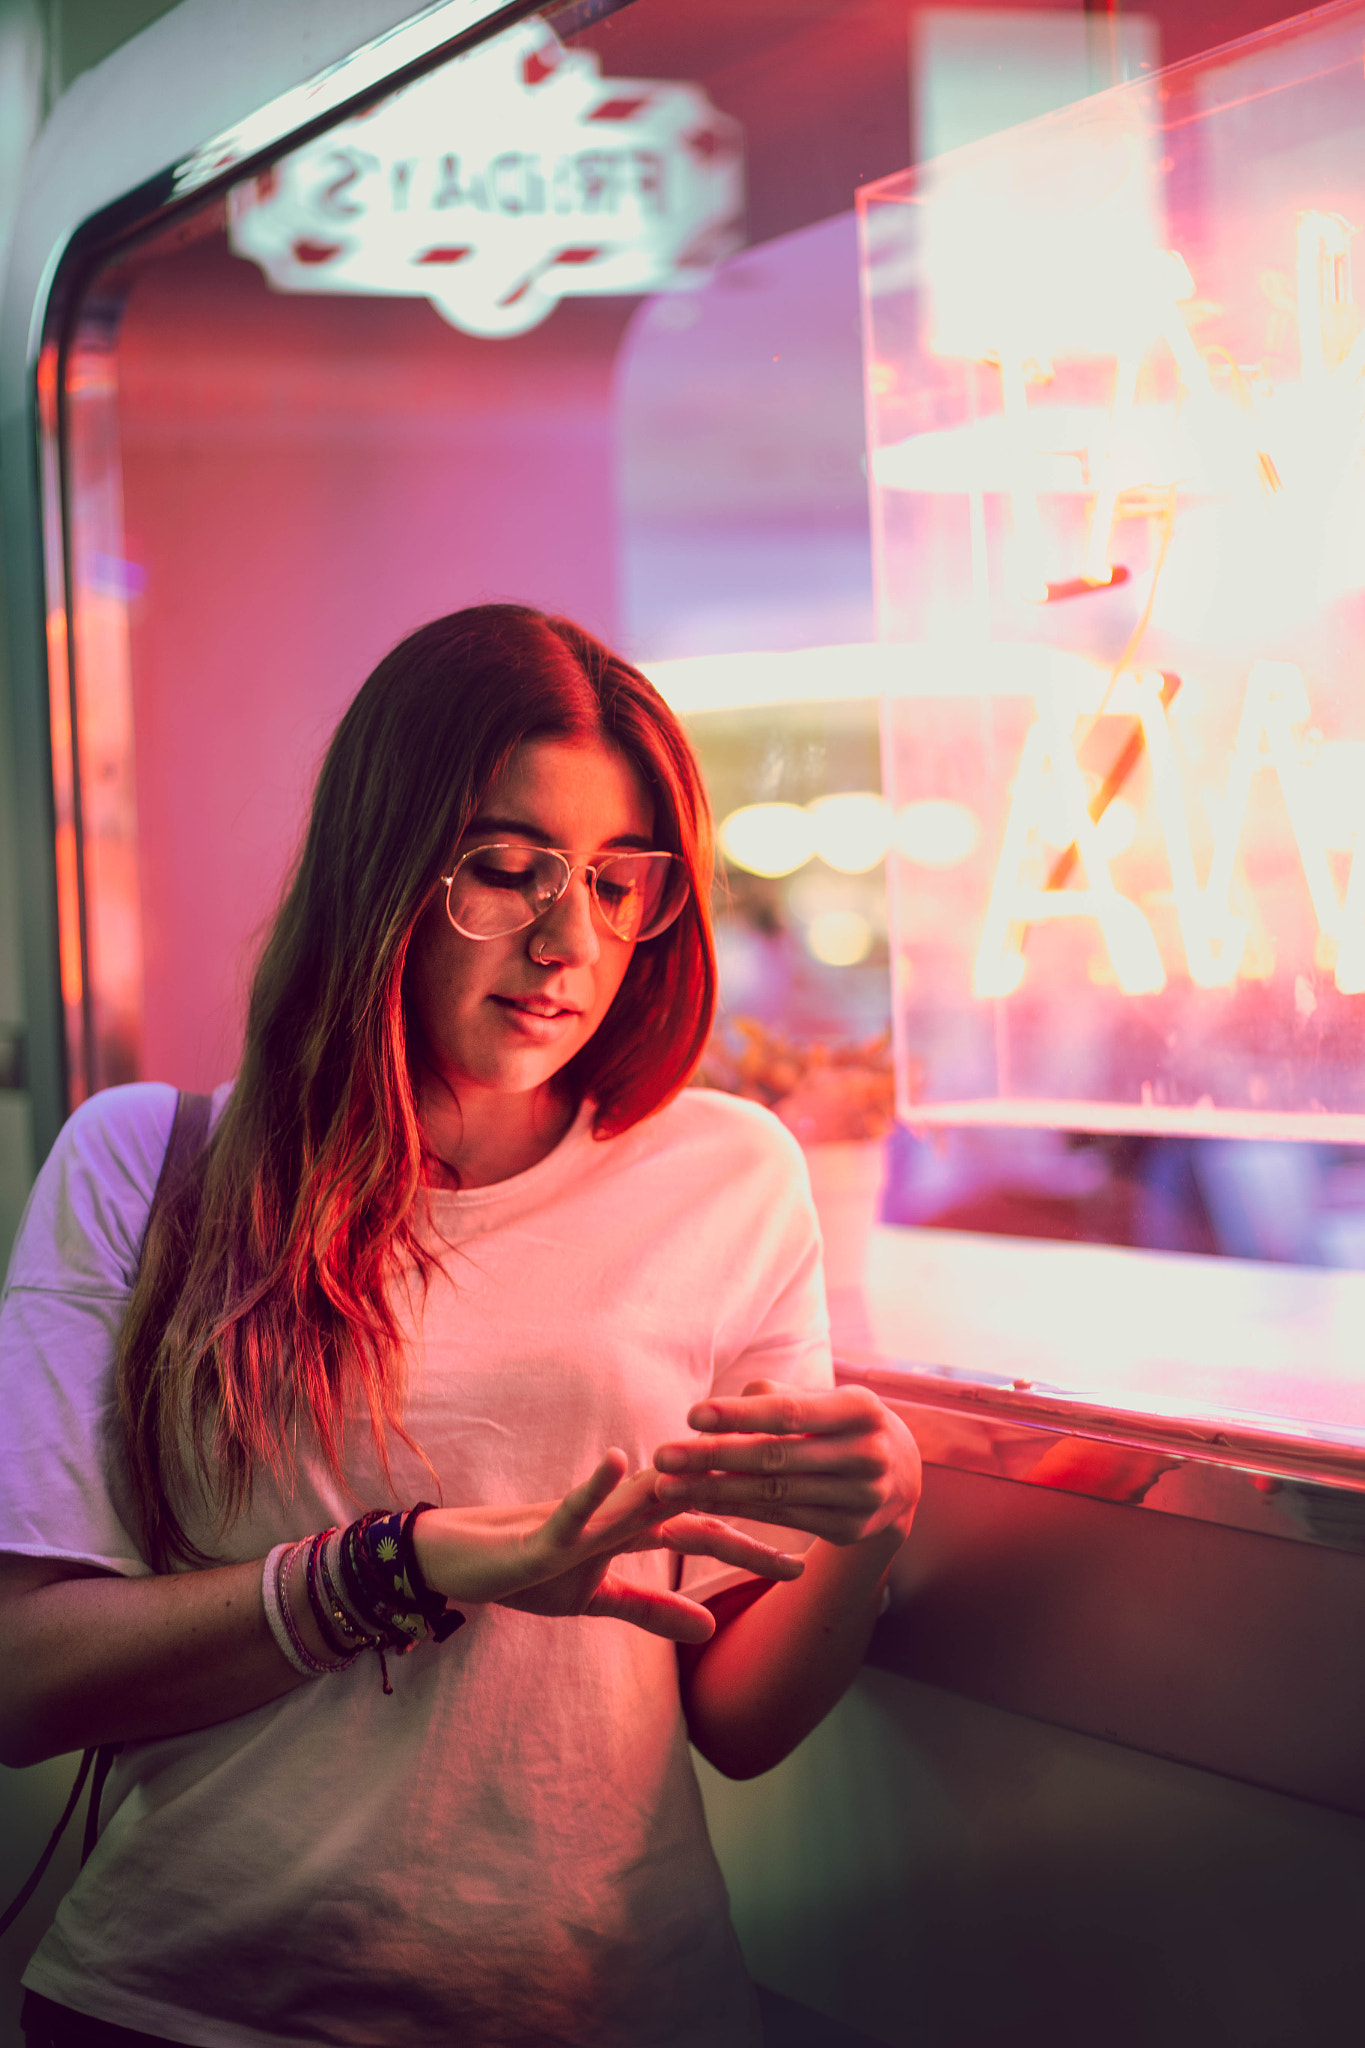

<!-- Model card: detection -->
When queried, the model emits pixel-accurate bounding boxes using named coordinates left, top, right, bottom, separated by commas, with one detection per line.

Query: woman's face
left=407, top=734, right=657, bottom=1108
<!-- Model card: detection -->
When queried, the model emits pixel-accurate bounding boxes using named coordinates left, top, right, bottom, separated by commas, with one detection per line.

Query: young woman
left=0, top=605, right=920, bottom=2048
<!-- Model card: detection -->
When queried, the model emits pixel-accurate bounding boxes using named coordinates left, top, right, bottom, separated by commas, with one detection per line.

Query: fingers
left=554, top=1449, right=629, bottom=1521
left=684, top=1383, right=889, bottom=1440
left=656, top=1433, right=885, bottom=1478
left=538, top=1461, right=674, bottom=1583
left=576, top=1465, right=668, bottom=1545
left=654, top=1472, right=882, bottom=1517
left=584, top=1574, right=717, bottom=1644
left=653, top=1515, right=805, bottom=1578
left=548, top=1458, right=663, bottom=1548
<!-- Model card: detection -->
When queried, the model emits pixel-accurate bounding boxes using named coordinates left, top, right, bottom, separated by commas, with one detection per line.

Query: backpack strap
left=129, top=1089, right=214, bottom=1368
left=149, top=1089, right=213, bottom=1225
left=0, top=1089, right=215, bottom=1936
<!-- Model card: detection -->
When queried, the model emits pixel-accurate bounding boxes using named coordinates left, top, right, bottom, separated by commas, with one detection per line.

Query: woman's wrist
left=262, top=1510, right=466, bottom=1691
left=409, top=1506, right=450, bottom=1600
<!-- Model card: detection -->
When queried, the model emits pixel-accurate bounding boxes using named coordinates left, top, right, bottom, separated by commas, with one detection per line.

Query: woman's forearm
left=680, top=1524, right=906, bottom=1780
left=0, top=1554, right=311, bottom=1766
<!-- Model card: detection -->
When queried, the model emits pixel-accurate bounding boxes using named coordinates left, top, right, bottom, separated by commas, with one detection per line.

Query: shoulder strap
left=150, top=1089, right=213, bottom=1224
left=0, top=1090, right=214, bottom=1936
left=132, top=1088, right=214, bottom=1338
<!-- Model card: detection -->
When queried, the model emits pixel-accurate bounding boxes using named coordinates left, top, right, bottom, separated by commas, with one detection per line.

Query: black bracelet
left=399, top=1504, right=465, bottom=1645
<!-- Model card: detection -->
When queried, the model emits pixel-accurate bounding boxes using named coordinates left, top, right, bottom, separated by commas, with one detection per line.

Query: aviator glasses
left=442, top=842, right=688, bottom=945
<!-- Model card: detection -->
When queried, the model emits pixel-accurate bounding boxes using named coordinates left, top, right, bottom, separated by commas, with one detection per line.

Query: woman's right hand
left=411, top=1450, right=804, bottom=1643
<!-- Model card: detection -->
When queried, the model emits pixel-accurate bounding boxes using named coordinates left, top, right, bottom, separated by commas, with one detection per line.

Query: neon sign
left=860, top=3, right=1365, bottom=1140
left=228, top=18, right=743, bottom=336
left=967, top=660, right=1365, bottom=1004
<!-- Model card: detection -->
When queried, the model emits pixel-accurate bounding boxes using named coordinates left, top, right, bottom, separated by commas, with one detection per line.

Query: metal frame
left=3, top=0, right=566, bottom=1162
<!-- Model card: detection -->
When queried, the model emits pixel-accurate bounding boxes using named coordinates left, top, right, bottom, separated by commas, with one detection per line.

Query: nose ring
left=532, top=938, right=548, bottom=965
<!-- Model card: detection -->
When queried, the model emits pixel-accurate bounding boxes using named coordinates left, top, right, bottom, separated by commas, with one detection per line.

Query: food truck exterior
left=2, top=2, right=1365, bottom=2040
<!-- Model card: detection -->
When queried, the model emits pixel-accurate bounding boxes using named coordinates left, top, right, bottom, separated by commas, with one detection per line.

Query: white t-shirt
left=0, top=1082, right=832, bottom=2048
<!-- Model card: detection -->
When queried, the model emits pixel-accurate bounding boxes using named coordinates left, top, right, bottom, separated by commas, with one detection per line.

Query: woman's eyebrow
left=466, top=812, right=654, bottom=851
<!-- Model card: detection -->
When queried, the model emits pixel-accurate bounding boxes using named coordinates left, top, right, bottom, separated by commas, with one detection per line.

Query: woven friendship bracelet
left=303, top=1531, right=364, bottom=1669
left=262, top=1541, right=354, bottom=1678
left=317, top=1530, right=374, bottom=1650
left=262, top=1542, right=310, bottom=1676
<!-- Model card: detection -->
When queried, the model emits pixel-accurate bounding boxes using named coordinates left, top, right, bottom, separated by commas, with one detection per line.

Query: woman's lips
left=491, top=993, right=581, bottom=1037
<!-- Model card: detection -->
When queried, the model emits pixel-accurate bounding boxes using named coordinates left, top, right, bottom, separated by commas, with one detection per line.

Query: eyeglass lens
left=448, top=846, right=685, bottom=942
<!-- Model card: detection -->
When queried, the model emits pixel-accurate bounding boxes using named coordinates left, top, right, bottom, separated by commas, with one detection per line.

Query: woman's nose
left=531, top=871, right=601, bottom=967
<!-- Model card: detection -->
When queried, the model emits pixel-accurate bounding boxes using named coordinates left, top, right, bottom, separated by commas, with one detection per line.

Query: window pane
left=51, top=0, right=1365, bottom=1455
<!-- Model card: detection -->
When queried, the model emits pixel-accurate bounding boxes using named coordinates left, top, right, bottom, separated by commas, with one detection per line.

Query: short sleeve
left=0, top=1083, right=180, bottom=1575
left=679, top=1110, right=834, bottom=1606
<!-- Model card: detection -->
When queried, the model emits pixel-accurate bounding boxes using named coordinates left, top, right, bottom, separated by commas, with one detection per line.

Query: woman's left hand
left=652, top=1379, right=922, bottom=1547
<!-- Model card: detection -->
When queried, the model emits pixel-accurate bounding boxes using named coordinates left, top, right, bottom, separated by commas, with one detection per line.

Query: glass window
left=43, top=0, right=1365, bottom=1459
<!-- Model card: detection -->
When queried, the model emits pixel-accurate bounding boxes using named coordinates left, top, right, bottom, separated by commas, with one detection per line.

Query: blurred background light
left=893, top=798, right=980, bottom=867
left=808, top=792, right=891, bottom=872
left=719, top=801, right=815, bottom=876
left=805, top=909, right=873, bottom=966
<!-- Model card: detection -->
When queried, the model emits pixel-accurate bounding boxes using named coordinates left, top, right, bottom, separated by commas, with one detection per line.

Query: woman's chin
left=454, top=1040, right=582, bottom=1099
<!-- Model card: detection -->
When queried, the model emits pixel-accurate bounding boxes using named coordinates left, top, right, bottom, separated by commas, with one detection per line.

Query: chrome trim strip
left=837, top=1355, right=1365, bottom=1556
left=171, top=0, right=548, bottom=196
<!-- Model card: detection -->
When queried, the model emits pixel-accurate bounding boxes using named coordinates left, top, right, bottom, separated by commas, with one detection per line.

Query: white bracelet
left=262, top=1541, right=328, bottom=1678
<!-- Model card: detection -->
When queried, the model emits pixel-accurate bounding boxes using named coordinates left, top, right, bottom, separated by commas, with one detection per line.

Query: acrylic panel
left=863, top=0, right=1365, bottom=1141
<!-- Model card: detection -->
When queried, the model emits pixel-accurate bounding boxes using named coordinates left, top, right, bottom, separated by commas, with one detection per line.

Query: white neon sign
left=968, top=661, right=1365, bottom=1003
left=227, top=18, right=744, bottom=337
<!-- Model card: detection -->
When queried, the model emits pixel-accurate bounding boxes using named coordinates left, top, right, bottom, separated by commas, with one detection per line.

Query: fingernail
left=656, top=1477, right=688, bottom=1499
left=655, top=1448, right=684, bottom=1472
left=689, top=1404, right=719, bottom=1429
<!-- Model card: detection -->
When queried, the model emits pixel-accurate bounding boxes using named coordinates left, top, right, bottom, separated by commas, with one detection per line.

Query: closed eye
left=469, top=863, right=536, bottom=892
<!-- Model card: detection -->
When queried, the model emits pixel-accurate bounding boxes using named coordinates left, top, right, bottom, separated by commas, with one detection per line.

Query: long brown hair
left=117, top=606, right=717, bottom=1568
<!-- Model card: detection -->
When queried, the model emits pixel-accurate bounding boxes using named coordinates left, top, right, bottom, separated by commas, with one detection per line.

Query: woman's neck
left=418, top=1076, right=577, bottom=1190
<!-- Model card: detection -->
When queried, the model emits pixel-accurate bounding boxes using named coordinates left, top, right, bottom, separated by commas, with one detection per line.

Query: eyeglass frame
left=438, top=841, right=688, bottom=945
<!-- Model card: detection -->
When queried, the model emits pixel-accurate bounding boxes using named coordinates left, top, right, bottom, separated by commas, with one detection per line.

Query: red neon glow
left=589, top=96, right=652, bottom=122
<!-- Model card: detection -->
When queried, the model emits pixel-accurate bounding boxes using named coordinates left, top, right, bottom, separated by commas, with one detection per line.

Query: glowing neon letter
left=973, top=686, right=1165, bottom=998
left=1201, top=662, right=1349, bottom=985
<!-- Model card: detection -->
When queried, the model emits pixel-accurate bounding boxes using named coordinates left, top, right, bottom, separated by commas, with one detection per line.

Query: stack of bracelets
left=263, top=1506, right=466, bottom=1695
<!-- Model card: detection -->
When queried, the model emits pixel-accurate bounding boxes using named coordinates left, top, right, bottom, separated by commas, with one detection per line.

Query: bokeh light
left=808, top=792, right=891, bottom=872
left=719, top=801, right=815, bottom=876
left=893, top=798, right=980, bottom=867
left=806, top=909, right=873, bottom=965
